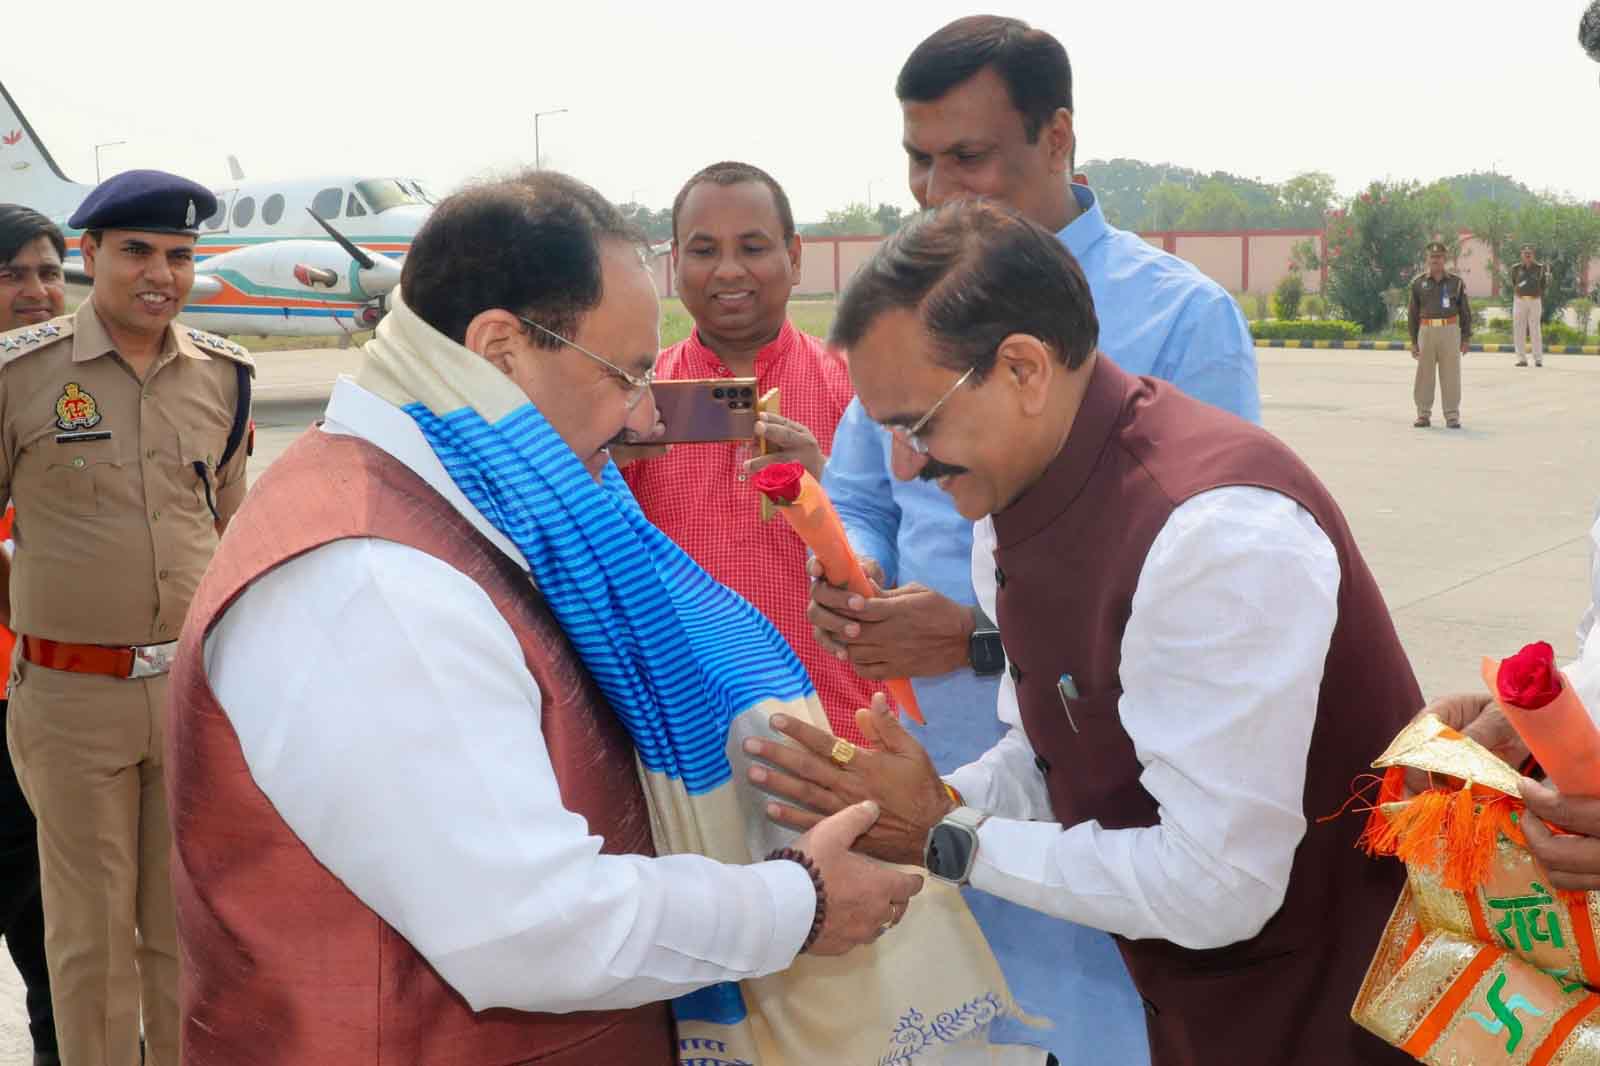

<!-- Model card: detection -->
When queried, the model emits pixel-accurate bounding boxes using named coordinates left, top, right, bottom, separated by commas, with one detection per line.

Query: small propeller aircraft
left=1, top=78, right=431, bottom=338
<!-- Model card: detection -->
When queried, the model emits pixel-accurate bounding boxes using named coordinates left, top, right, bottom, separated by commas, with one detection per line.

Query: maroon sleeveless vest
left=167, top=428, right=674, bottom=1065
left=993, top=357, right=1416, bottom=1066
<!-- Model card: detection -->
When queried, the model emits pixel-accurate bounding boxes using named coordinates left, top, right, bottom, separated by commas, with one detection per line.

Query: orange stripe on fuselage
left=190, top=278, right=361, bottom=310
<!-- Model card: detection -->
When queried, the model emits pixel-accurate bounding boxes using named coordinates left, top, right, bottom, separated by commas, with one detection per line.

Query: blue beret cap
left=68, top=169, right=217, bottom=236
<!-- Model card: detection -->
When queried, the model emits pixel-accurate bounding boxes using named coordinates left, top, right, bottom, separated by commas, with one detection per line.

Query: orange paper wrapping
left=757, top=467, right=924, bottom=724
left=1483, top=657, right=1600, bottom=797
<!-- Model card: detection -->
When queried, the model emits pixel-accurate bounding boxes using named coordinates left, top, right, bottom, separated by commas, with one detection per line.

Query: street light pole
left=94, top=140, right=126, bottom=184
left=867, top=176, right=883, bottom=211
left=533, top=109, right=568, bottom=170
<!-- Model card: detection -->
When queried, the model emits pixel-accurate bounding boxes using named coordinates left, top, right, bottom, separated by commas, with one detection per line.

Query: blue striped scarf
left=401, top=399, right=815, bottom=795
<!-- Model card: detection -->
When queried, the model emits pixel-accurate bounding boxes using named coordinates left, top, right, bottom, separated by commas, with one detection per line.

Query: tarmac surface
left=0, top=344, right=1596, bottom=1060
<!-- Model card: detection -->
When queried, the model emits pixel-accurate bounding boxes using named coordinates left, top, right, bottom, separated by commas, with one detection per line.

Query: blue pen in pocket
left=1057, top=673, right=1080, bottom=734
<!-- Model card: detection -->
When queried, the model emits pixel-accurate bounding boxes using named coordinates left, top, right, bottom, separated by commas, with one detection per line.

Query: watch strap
left=944, top=805, right=989, bottom=833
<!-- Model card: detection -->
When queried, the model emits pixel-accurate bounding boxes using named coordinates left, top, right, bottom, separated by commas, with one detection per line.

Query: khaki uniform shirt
left=0, top=299, right=253, bottom=645
left=1407, top=271, right=1473, bottom=346
left=1511, top=261, right=1547, bottom=299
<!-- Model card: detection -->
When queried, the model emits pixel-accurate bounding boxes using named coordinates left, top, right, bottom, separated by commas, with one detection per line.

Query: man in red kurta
left=622, top=162, right=882, bottom=744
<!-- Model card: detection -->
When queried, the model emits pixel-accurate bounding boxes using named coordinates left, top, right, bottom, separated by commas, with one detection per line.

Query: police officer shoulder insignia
left=0, top=317, right=72, bottom=363
left=184, top=327, right=253, bottom=363
left=55, top=382, right=102, bottom=431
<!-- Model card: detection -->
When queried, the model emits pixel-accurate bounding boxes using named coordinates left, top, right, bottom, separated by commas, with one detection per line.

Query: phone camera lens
left=712, top=388, right=725, bottom=399
left=740, top=387, right=754, bottom=398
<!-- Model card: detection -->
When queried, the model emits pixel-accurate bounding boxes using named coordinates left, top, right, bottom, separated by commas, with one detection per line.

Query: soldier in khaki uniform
left=0, top=171, right=253, bottom=1066
left=1407, top=240, right=1472, bottom=429
left=1510, top=243, right=1548, bottom=367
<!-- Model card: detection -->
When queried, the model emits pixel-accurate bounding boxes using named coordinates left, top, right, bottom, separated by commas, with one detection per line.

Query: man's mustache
left=917, top=457, right=968, bottom=481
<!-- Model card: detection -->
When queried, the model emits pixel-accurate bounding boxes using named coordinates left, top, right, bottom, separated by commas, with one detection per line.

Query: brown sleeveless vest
left=992, top=357, right=1416, bottom=1066
left=167, top=427, right=675, bottom=1065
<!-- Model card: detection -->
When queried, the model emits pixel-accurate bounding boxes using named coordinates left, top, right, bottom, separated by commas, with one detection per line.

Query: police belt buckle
left=129, top=641, right=179, bottom=679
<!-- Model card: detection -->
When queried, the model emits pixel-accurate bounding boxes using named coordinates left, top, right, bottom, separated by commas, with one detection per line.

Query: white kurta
left=203, top=377, right=816, bottom=1013
left=950, top=488, right=1342, bottom=950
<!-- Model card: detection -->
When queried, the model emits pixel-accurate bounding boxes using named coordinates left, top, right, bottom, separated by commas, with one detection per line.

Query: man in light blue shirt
left=815, top=16, right=1258, bottom=1065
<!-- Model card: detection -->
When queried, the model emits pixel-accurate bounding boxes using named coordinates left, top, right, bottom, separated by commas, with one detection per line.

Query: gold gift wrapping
left=1353, top=715, right=1600, bottom=1063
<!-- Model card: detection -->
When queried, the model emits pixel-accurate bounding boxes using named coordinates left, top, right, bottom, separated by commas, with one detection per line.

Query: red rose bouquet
left=1484, top=641, right=1600, bottom=797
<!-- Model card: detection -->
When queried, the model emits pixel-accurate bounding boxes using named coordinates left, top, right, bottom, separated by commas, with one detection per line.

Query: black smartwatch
left=969, top=607, right=1005, bottom=677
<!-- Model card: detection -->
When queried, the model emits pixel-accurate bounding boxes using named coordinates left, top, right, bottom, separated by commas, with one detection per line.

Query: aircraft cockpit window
left=353, top=179, right=420, bottom=214
left=262, top=193, right=285, bottom=226
left=233, top=195, right=256, bottom=228
left=312, top=187, right=343, bottom=220
left=345, top=193, right=368, bottom=218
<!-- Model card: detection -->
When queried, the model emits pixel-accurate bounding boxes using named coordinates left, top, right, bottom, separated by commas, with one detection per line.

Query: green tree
left=1273, top=271, right=1305, bottom=321
left=874, top=202, right=906, bottom=235
left=1411, top=181, right=1464, bottom=257
left=1441, top=171, right=1536, bottom=210
left=1178, top=181, right=1250, bottom=231
left=1146, top=183, right=1192, bottom=230
left=1078, top=158, right=1195, bottom=229
left=803, top=202, right=881, bottom=237
left=619, top=201, right=673, bottom=243
left=1289, top=238, right=1321, bottom=273
left=1277, top=172, right=1337, bottom=229
left=1465, top=199, right=1517, bottom=296
left=1324, top=182, right=1429, bottom=332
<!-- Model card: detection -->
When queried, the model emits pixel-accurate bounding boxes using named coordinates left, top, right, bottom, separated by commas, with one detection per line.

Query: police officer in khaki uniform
left=1407, top=240, right=1472, bottom=429
left=0, top=171, right=253, bottom=1066
left=0, top=204, right=65, bottom=1066
left=1510, top=243, right=1548, bottom=367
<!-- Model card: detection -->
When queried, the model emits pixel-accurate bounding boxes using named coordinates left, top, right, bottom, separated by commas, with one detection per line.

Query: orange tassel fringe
left=1359, top=766, right=1527, bottom=893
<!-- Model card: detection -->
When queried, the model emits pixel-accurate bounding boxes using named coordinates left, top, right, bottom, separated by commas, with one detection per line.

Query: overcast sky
left=8, top=0, right=1598, bottom=222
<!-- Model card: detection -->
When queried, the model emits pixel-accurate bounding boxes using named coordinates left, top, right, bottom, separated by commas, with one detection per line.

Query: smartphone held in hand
left=653, top=377, right=758, bottom=443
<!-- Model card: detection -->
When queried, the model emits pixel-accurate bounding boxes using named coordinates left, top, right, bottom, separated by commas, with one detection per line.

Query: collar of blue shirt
left=1058, top=183, right=1111, bottom=263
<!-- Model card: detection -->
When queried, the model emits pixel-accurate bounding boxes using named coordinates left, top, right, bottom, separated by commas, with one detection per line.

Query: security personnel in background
left=1407, top=240, right=1472, bottom=429
left=0, top=203, right=64, bottom=1066
left=1510, top=243, right=1548, bottom=367
left=0, top=171, right=254, bottom=1066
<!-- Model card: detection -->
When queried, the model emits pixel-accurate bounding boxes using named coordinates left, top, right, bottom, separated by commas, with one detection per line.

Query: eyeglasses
left=516, top=314, right=656, bottom=410
left=890, top=366, right=976, bottom=455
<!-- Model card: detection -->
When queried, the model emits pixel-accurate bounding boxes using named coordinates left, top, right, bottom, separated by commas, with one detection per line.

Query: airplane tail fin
left=0, top=79, right=94, bottom=222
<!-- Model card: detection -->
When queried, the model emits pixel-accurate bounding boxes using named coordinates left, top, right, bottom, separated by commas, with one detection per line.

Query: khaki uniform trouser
left=5, top=656, right=178, bottom=1066
left=1513, top=296, right=1544, bottom=361
left=1415, top=323, right=1462, bottom=421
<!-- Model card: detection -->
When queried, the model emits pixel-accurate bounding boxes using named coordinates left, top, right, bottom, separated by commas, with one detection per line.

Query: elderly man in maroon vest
left=745, top=200, right=1419, bottom=1065
left=163, top=171, right=923, bottom=1065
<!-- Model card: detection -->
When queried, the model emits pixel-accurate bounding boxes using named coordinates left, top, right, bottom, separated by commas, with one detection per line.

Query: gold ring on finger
left=829, top=738, right=857, bottom=767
